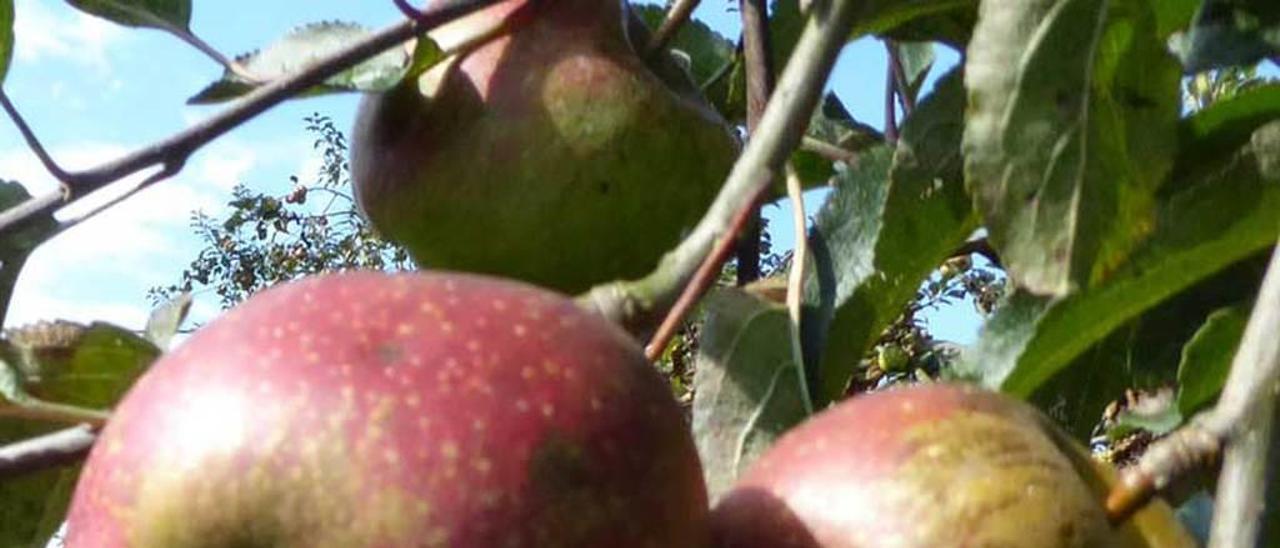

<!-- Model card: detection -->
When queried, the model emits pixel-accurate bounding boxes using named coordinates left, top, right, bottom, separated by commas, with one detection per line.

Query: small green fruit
left=65, top=272, right=708, bottom=547
left=710, top=383, right=1195, bottom=548
left=351, top=0, right=738, bottom=293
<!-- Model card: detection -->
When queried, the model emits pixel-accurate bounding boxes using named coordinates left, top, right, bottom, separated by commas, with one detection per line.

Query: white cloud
left=0, top=140, right=259, bottom=329
left=12, top=0, right=127, bottom=73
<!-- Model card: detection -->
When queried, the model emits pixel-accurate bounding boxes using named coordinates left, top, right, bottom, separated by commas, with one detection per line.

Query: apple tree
left=0, top=0, right=1276, bottom=546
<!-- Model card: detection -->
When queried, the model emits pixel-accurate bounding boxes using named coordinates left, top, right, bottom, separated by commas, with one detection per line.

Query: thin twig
left=884, top=58, right=898, bottom=143
left=0, top=424, right=98, bottom=479
left=644, top=183, right=771, bottom=360
left=800, top=136, right=857, bottom=165
left=0, top=91, right=72, bottom=183
left=647, top=0, right=702, bottom=56
left=54, top=163, right=185, bottom=235
left=161, top=23, right=260, bottom=83
left=0, top=0, right=505, bottom=239
left=1105, top=240, right=1280, bottom=537
left=583, top=0, right=862, bottom=333
left=886, top=40, right=916, bottom=116
left=950, top=237, right=1002, bottom=268
left=733, top=0, right=776, bottom=285
left=700, top=42, right=741, bottom=94
left=783, top=164, right=813, bottom=414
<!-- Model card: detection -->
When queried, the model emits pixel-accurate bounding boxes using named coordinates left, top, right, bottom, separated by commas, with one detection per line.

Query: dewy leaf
left=1177, top=305, right=1248, bottom=417
left=0, top=320, right=159, bottom=547
left=1176, top=0, right=1280, bottom=73
left=188, top=22, right=410, bottom=104
left=0, top=0, right=12, bottom=85
left=66, top=0, right=191, bottom=32
left=144, top=292, right=192, bottom=350
left=964, top=0, right=1181, bottom=296
left=959, top=121, right=1280, bottom=398
left=803, top=70, right=976, bottom=403
left=691, top=288, right=810, bottom=501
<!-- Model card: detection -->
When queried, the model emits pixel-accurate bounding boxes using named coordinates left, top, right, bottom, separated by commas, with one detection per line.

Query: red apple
left=65, top=271, right=707, bottom=546
left=710, top=383, right=1194, bottom=548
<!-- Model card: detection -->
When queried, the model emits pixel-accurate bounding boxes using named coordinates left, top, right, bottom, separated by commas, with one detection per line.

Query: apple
left=710, top=383, right=1194, bottom=547
left=350, top=0, right=739, bottom=294
left=65, top=271, right=708, bottom=546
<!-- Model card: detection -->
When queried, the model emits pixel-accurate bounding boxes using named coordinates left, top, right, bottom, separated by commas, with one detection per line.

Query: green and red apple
left=350, top=0, right=739, bottom=293
left=711, top=383, right=1195, bottom=548
left=65, top=272, right=707, bottom=547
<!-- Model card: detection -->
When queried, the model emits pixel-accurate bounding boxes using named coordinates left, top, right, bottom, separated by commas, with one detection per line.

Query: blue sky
left=0, top=0, right=979, bottom=341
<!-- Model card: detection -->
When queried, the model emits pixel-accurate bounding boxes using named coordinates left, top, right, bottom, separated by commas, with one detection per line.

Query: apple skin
left=64, top=272, right=708, bottom=547
left=710, top=383, right=1195, bottom=548
left=350, top=0, right=738, bottom=294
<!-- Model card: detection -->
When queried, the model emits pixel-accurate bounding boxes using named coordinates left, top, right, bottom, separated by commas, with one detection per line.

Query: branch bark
left=1106, top=240, right=1280, bottom=542
left=733, top=0, right=776, bottom=285
left=646, top=0, right=702, bottom=56
left=1207, top=240, right=1280, bottom=547
left=0, top=424, right=97, bottom=479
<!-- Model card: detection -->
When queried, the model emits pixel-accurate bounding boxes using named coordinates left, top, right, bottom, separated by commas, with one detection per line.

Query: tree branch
left=582, top=0, right=861, bottom=333
left=0, top=424, right=97, bottom=479
left=0, top=0, right=505, bottom=239
left=646, top=0, right=702, bottom=56
left=733, top=0, right=776, bottom=285
left=1207, top=240, right=1280, bottom=547
left=0, top=91, right=72, bottom=183
left=886, top=40, right=915, bottom=116
left=883, top=58, right=898, bottom=143
left=1106, top=240, right=1280, bottom=541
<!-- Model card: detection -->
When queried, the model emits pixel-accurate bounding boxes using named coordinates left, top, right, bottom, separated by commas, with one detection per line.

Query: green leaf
left=3, top=320, right=158, bottom=410
left=1110, top=397, right=1183, bottom=437
left=404, top=36, right=445, bottom=82
left=1028, top=254, right=1266, bottom=439
left=188, top=22, right=410, bottom=104
left=1176, top=0, right=1280, bottom=73
left=803, top=71, right=976, bottom=403
left=691, top=288, right=810, bottom=501
left=852, top=0, right=978, bottom=49
left=1177, top=305, right=1249, bottom=417
left=0, top=321, right=159, bottom=546
left=65, top=0, right=191, bottom=31
left=1150, top=0, right=1201, bottom=39
left=958, top=121, right=1280, bottom=398
left=0, top=181, right=57, bottom=330
left=631, top=4, right=736, bottom=88
left=144, top=292, right=192, bottom=350
left=1173, top=83, right=1280, bottom=184
left=790, top=93, right=883, bottom=189
left=964, top=0, right=1182, bottom=296
left=0, top=0, right=12, bottom=85
left=896, top=41, right=935, bottom=102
